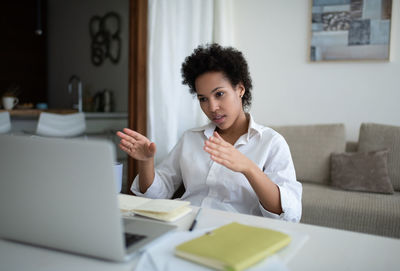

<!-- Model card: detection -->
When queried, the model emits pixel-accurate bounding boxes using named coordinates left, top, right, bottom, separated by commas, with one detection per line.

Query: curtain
left=213, top=0, right=234, bottom=46
left=147, top=0, right=233, bottom=164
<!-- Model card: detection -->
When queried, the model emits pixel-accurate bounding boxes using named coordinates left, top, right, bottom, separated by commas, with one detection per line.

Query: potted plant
left=2, top=84, right=20, bottom=98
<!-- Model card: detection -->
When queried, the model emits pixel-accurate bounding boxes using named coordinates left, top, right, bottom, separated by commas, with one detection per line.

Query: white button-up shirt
left=131, top=115, right=302, bottom=222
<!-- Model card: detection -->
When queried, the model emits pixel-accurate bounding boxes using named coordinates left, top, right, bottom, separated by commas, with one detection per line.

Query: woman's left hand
left=204, top=131, right=252, bottom=173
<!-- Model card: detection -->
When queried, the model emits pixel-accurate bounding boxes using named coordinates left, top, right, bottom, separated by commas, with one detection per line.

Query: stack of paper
left=175, top=222, right=291, bottom=271
left=118, top=194, right=192, bottom=222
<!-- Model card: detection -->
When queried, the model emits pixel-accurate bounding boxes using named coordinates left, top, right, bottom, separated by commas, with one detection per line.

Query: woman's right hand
left=116, top=128, right=156, bottom=161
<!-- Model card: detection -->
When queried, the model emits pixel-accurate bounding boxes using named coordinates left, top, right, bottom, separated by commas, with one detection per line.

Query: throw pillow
left=358, top=123, right=400, bottom=191
left=330, top=149, right=394, bottom=194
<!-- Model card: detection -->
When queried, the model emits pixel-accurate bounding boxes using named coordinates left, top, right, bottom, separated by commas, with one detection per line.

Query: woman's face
left=195, top=71, right=245, bottom=131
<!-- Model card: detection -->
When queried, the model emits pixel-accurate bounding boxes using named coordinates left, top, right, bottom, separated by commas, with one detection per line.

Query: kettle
left=93, top=89, right=114, bottom=112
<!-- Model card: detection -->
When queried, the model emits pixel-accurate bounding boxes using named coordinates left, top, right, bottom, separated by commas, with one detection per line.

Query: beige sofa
left=272, top=123, right=400, bottom=238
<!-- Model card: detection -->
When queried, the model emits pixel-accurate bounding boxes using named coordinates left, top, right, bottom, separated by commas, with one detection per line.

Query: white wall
left=232, top=0, right=400, bottom=141
left=47, top=0, right=129, bottom=112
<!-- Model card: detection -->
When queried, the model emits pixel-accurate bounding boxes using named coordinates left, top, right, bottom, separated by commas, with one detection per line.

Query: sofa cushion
left=358, top=123, right=400, bottom=191
left=301, top=183, right=400, bottom=238
left=330, top=149, right=394, bottom=194
left=272, top=124, right=346, bottom=185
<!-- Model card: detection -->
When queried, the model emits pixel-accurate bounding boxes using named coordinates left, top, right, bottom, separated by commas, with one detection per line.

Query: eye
left=215, top=91, right=224, bottom=98
left=198, top=97, right=207, bottom=103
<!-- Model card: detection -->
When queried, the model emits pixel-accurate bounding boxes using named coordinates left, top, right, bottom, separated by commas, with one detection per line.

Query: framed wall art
left=310, top=0, right=392, bottom=61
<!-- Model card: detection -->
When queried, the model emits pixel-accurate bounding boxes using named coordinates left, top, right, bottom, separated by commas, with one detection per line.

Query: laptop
left=0, top=135, right=176, bottom=262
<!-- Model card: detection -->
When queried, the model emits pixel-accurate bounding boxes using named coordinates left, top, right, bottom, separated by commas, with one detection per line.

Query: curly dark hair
left=181, top=43, right=253, bottom=109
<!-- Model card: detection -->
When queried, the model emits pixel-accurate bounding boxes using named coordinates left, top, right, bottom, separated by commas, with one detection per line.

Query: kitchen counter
left=84, top=112, right=128, bottom=119
left=1, top=109, right=128, bottom=119
left=1, top=109, right=77, bottom=117
left=3, top=109, right=128, bottom=160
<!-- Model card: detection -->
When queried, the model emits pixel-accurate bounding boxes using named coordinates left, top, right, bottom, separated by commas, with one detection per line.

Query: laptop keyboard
left=124, top=233, right=146, bottom=248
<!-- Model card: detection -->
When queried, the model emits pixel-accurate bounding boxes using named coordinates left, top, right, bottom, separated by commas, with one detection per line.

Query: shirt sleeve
left=130, top=136, right=184, bottom=199
left=259, top=134, right=303, bottom=223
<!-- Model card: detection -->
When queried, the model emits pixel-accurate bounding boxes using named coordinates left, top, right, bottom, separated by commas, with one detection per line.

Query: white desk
left=1, top=207, right=399, bottom=271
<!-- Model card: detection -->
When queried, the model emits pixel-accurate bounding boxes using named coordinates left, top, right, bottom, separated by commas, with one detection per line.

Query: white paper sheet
left=135, top=227, right=309, bottom=271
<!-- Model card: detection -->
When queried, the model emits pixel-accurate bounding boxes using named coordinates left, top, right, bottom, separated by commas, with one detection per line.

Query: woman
left=117, top=44, right=302, bottom=222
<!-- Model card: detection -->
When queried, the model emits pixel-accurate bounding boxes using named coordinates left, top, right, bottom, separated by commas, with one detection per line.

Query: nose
left=208, top=98, right=220, bottom=112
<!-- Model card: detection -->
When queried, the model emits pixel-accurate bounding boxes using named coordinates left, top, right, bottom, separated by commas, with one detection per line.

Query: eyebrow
left=197, top=87, right=223, bottom=97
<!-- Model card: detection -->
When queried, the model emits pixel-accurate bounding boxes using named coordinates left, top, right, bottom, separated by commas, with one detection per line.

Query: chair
left=36, top=112, right=86, bottom=137
left=0, top=111, right=11, bottom=134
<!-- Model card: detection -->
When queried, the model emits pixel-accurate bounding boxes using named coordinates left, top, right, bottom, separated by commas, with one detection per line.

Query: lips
left=212, top=115, right=226, bottom=125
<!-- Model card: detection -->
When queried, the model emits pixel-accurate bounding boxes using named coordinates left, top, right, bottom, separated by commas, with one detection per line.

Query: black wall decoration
left=89, top=12, right=121, bottom=66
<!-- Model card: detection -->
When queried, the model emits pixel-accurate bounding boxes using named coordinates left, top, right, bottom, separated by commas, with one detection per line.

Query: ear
left=236, top=83, right=245, bottom=98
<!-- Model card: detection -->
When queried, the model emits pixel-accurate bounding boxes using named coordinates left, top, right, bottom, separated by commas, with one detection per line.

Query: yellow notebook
left=175, top=222, right=291, bottom=271
left=118, top=194, right=191, bottom=222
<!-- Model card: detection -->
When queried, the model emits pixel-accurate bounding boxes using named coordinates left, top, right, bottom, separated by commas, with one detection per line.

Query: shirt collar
left=192, top=114, right=263, bottom=141
left=190, top=123, right=215, bottom=139
left=247, top=114, right=264, bottom=139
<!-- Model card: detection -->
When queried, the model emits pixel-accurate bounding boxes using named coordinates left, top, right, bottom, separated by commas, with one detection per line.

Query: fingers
left=204, top=133, right=240, bottom=170
left=204, top=131, right=230, bottom=158
left=116, top=129, right=157, bottom=161
left=119, top=142, right=136, bottom=158
left=120, top=138, right=135, bottom=150
left=147, top=142, right=157, bottom=156
left=116, top=132, right=137, bottom=150
left=205, top=143, right=232, bottom=167
left=116, top=129, right=141, bottom=155
left=116, top=129, right=147, bottom=142
left=204, top=139, right=223, bottom=151
left=204, top=141, right=230, bottom=160
left=116, top=131, right=130, bottom=141
left=207, top=149, right=231, bottom=161
left=123, top=128, right=147, bottom=141
left=118, top=137, right=136, bottom=153
left=116, top=129, right=150, bottom=150
left=211, top=132, right=231, bottom=146
left=214, top=131, right=222, bottom=139
left=204, top=132, right=231, bottom=152
left=118, top=143, right=131, bottom=154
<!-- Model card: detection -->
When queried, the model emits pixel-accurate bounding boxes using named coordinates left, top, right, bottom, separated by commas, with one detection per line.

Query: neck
left=217, top=111, right=249, bottom=143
